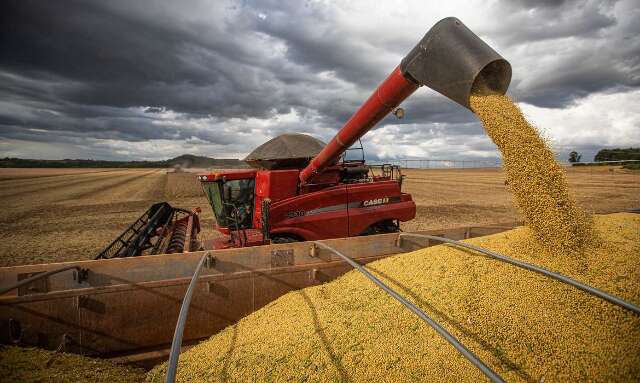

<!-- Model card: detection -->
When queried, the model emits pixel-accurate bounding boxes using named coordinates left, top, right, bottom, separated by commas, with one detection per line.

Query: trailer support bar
left=311, top=241, right=505, bottom=383
left=0, top=265, right=86, bottom=296
left=165, top=252, right=211, bottom=383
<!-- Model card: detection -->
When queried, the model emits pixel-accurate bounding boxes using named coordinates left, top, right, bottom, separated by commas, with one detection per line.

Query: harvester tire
left=271, top=235, right=301, bottom=244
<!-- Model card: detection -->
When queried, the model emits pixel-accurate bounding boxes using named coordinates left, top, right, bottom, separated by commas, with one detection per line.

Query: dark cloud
left=0, top=0, right=638, bottom=161
left=488, top=0, right=640, bottom=107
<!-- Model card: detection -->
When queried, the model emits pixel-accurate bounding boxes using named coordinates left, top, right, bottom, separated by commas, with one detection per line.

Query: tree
left=594, top=148, right=640, bottom=162
left=568, top=151, right=582, bottom=163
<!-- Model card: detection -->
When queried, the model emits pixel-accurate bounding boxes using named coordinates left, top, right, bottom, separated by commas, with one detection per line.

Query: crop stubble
left=1, top=164, right=638, bottom=266
left=0, top=169, right=215, bottom=266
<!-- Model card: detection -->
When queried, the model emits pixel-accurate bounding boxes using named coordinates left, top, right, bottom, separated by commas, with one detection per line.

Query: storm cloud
left=0, top=0, right=638, bottom=161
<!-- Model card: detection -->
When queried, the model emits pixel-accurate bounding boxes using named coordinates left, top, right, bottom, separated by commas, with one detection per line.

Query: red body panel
left=198, top=169, right=256, bottom=182
left=269, top=185, right=349, bottom=240
left=253, top=170, right=299, bottom=228
left=346, top=181, right=415, bottom=236
left=211, top=229, right=265, bottom=249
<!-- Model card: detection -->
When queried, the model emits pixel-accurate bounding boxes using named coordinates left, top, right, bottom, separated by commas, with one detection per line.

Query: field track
left=0, top=166, right=638, bottom=266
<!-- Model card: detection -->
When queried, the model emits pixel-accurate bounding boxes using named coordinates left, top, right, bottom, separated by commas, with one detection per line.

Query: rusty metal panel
left=0, top=226, right=510, bottom=296
left=0, top=224, right=519, bottom=357
left=17, top=271, right=50, bottom=296
left=75, top=276, right=255, bottom=354
left=270, top=249, right=295, bottom=268
left=0, top=231, right=405, bottom=295
left=0, top=297, right=82, bottom=353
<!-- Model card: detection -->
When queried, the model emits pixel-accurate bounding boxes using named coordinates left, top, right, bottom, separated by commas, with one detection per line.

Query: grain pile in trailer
left=0, top=346, right=146, bottom=383
left=147, top=213, right=640, bottom=383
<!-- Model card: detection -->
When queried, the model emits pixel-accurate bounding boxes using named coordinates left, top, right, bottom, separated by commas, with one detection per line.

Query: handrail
left=311, top=241, right=505, bottom=383
left=397, top=233, right=640, bottom=315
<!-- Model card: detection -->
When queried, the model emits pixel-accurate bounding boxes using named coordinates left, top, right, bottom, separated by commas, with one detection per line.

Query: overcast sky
left=1, top=0, right=638, bottom=162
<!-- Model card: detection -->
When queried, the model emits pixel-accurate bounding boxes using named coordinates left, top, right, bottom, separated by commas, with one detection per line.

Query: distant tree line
left=0, top=154, right=248, bottom=168
left=568, top=151, right=582, bottom=163
left=594, top=148, right=640, bottom=162
left=0, top=158, right=164, bottom=168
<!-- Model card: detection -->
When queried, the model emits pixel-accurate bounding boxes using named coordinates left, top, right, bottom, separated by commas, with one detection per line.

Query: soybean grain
left=147, top=213, right=640, bottom=383
left=0, top=345, right=146, bottom=383
left=470, top=94, right=593, bottom=251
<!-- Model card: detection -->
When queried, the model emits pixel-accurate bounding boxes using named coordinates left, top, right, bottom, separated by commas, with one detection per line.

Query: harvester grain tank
left=198, top=17, right=511, bottom=249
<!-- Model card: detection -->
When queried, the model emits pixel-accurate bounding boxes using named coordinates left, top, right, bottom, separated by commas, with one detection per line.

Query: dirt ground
left=0, top=169, right=215, bottom=266
left=0, top=166, right=637, bottom=267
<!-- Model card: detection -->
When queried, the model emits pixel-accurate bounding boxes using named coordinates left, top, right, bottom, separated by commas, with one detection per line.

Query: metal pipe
left=0, top=265, right=84, bottom=296
left=311, top=241, right=505, bottom=383
left=398, top=233, right=640, bottom=315
left=165, top=252, right=209, bottom=383
left=298, top=17, right=511, bottom=185
left=299, top=67, right=418, bottom=184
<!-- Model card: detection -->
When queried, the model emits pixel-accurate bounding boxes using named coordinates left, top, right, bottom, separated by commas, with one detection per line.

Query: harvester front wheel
left=360, top=220, right=400, bottom=236
left=271, top=235, right=301, bottom=244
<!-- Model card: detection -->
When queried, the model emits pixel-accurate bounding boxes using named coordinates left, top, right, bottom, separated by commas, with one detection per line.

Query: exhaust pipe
left=299, top=17, right=511, bottom=185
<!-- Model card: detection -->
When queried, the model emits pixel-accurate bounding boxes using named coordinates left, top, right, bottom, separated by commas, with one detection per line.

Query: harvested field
left=0, top=166, right=638, bottom=266
left=147, top=213, right=640, bottom=383
left=0, top=168, right=123, bottom=181
left=0, top=169, right=215, bottom=266
left=401, top=166, right=639, bottom=232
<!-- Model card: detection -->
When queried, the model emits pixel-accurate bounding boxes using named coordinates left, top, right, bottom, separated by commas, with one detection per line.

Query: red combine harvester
left=198, top=17, right=511, bottom=249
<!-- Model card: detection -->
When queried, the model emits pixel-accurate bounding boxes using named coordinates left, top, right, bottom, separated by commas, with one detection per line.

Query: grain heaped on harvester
left=1, top=14, right=638, bottom=383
